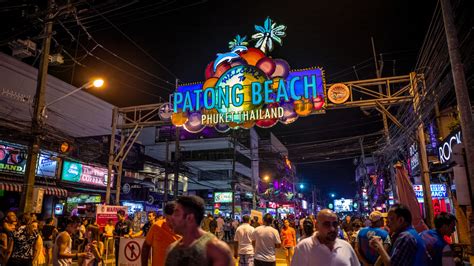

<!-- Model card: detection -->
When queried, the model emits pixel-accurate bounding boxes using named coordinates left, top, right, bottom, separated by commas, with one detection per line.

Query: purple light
left=429, top=123, right=437, bottom=148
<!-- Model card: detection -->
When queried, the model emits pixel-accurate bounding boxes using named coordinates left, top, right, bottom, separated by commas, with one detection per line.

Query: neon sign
left=413, top=184, right=447, bottom=198
left=170, top=17, right=326, bottom=132
left=438, top=131, right=461, bottom=163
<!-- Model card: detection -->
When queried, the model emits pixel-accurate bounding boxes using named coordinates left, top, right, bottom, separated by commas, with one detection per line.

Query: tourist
left=53, top=216, right=88, bottom=266
left=420, top=212, right=457, bottom=266
left=7, top=216, right=43, bottom=266
left=356, top=211, right=391, bottom=265
left=297, top=218, right=314, bottom=242
left=164, top=195, right=233, bottom=266
left=80, top=225, right=104, bottom=266
left=114, top=210, right=132, bottom=266
left=0, top=211, right=16, bottom=265
left=369, top=204, right=428, bottom=266
left=234, top=215, right=255, bottom=266
left=142, top=202, right=181, bottom=266
left=42, top=217, right=58, bottom=266
left=280, top=219, right=296, bottom=266
left=216, top=215, right=225, bottom=240
left=292, top=209, right=359, bottom=266
left=252, top=213, right=281, bottom=266
left=103, top=219, right=114, bottom=255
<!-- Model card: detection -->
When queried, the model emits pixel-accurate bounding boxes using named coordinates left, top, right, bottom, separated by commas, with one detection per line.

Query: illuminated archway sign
left=170, top=17, right=327, bottom=132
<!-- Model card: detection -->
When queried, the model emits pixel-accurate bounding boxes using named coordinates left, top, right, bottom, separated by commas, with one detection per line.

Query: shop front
left=60, top=160, right=114, bottom=215
left=413, top=184, right=452, bottom=216
left=0, top=139, right=67, bottom=216
left=214, top=192, right=233, bottom=217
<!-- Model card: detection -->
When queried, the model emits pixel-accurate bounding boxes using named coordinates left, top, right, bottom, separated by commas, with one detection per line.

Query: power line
left=87, top=3, right=179, bottom=81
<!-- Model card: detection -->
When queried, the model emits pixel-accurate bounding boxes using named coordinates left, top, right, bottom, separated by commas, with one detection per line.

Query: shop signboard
left=0, top=141, right=27, bottom=174
left=413, top=184, right=447, bottom=198
left=0, top=140, right=58, bottom=177
left=214, top=192, right=233, bottom=203
left=170, top=17, right=327, bottom=133
left=438, top=130, right=462, bottom=164
left=408, top=142, right=420, bottom=175
left=67, top=194, right=101, bottom=204
left=96, top=204, right=129, bottom=228
left=61, top=161, right=113, bottom=187
left=36, top=154, right=57, bottom=177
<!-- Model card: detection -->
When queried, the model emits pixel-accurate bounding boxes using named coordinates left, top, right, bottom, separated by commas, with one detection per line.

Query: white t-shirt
left=234, top=223, right=255, bottom=255
left=292, top=233, right=360, bottom=266
left=216, top=217, right=225, bottom=232
left=251, top=225, right=281, bottom=262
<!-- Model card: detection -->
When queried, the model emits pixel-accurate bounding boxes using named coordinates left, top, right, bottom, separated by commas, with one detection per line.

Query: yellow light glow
left=92, top=79, right=104, bottom=88
left=263, top=175, right=270, bottom=181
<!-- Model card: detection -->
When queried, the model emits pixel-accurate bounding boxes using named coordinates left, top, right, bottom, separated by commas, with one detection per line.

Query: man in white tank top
left=53, top=216, right=89, bottom=266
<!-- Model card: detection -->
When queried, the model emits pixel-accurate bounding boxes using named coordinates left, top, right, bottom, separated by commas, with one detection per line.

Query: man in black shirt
left=113, top=210, right=132, bottom=266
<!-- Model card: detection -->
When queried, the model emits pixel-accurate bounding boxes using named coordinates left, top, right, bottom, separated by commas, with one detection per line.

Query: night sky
left=1, top=0, right=436, bottom=199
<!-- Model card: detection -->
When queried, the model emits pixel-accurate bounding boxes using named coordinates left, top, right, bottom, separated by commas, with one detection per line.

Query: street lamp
left=41, top=78, right=105, bottom=118
left=330, top=193, right=336, bottom=198
left=263, top=175, right=270, bottom=182
left=299, top=184, right=305, bottom=189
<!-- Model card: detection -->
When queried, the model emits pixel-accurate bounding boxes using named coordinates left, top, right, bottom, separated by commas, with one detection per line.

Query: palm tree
left=251, top=17, right=287, bottom=54
left=228, top=35, right=249, bottom=50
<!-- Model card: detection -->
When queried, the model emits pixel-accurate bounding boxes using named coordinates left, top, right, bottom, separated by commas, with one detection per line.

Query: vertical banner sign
left=119, top=238, right=145, bottom=266
left=32, top=188, right=45, bottom=213
left=95, top=205, right=129, bottom=228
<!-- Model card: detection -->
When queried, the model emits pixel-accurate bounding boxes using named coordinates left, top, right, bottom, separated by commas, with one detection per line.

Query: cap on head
left=369, top=211, right=384, bottom=222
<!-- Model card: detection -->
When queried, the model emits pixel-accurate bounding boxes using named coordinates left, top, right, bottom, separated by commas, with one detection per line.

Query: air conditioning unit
left=9, top=39, right=37, bottom=58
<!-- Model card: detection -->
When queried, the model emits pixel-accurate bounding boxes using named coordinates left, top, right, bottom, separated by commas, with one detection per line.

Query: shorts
left=284, top=246, right=294, bottom=250
left=239, top=254, right=254, bottom=266
left=44, top=240, right=54, bottom=249
left=254, top=259, right=275, bottom=266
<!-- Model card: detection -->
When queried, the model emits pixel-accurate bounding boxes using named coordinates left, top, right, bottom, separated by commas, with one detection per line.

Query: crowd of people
left=0, top=196, right=460, bottom=266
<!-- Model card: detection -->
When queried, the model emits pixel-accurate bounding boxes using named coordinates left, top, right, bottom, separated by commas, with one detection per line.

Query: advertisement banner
left=61, top=161, right=113, bottom=187
left=0, top=142, right=27, bottom=174
left=118, top=238, right=145, bottom=266
left=0, top=141, right=57, bottom=177
left=214, top=192, right=233, bottom=203
left=95, top=205, right=129, bottom=228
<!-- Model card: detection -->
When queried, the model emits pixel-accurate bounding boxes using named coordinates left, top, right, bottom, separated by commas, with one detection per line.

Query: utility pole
left=106, top=108, right=117, bottom=204
left=231, top=130, right=237, bottom=218
left=164, top=139, right=169, bottom=208
left=410, top=72, right=435, bottom=228
left=440, top=0, right=474, bottom=252
left=173, top=79, right=180, bottom=199
left=371, top=37, right=390, bottom=144
left=20, top=0, right=54, bottom=213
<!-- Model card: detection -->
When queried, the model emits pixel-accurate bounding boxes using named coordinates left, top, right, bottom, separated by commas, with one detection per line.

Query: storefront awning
left=0, top=182, right=68, bottom=197
left=0, top=182, right=21, bottom=192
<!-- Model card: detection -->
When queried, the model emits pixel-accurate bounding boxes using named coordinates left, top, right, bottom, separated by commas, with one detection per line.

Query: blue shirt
left=420, top=229, right=446, bottom=266
left=391, top=226, right=428, bottom=266
left=357, top=226, right=390, bottom=264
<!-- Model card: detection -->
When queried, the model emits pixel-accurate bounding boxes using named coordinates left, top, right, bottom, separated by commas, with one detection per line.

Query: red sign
left=124, top=241, right=141, bottom=261
left=95, top=204, right=128, bottom=228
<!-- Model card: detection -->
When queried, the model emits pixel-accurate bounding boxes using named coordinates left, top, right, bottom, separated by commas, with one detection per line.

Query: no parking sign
left=118, top=238, right=145, bottom=266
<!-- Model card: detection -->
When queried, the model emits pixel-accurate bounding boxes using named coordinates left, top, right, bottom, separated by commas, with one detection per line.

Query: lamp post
left=41, top=79, right=104, bottom=118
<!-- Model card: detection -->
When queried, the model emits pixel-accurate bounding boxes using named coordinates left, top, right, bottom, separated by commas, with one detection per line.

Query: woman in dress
left=80, top=225, right=104, bottom=266
left=7, top=215, right=42, bottom=266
